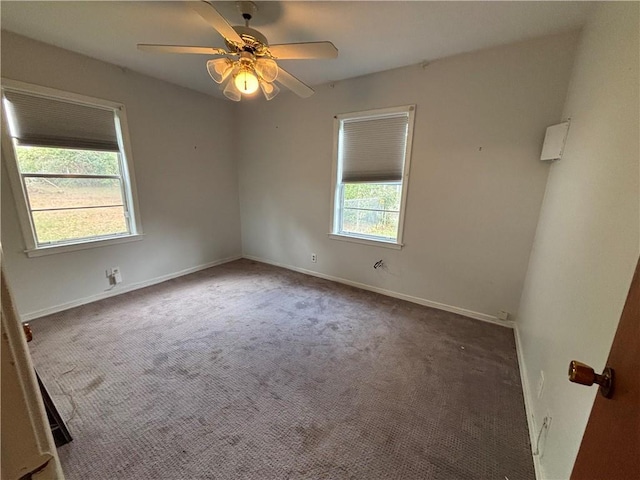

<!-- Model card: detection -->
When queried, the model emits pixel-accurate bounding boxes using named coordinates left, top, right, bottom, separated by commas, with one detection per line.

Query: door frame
left=1, top=260, right=64, bottom=479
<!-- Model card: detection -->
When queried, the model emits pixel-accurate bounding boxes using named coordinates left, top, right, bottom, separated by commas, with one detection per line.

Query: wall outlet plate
left=497, top=310, right=510, bottom=321
left=311, top=253, right=317, bottom=263
left=110, top=266, right=122, bottom=284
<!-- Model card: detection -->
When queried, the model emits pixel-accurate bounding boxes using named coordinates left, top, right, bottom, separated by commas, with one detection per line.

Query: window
left=1, top=80, right=142, bottom=257
left=330, top=105, right=415, bottom=248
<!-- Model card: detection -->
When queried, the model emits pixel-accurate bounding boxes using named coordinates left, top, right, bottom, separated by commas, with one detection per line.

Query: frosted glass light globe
left=234, top=70, right=259, bottom=94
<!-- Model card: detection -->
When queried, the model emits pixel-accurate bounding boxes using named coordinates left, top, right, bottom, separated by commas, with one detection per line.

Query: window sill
left=25, top=233, right=144, bottom=258
left=328, top=233, right=403, bottom=250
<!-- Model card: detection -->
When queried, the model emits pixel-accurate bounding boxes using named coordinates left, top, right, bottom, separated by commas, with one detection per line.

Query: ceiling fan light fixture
left=234, top=68, right=260, bottom=94
left=140, top=1, right=334, bottom=101
left=255, top=58, right=278, bottom=83
left=223, top=77, right=242, bottom=101
left=207, top=58, right=234, bottom=84
left=259, top=79, right=280, bottom=101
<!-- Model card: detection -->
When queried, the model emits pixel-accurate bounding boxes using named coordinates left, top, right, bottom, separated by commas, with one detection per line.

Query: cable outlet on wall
left=497, top=310, right=510, bottom=321
left=311, top=253, right=317, bottom=263
left=108, top=266, right=122, bottom=285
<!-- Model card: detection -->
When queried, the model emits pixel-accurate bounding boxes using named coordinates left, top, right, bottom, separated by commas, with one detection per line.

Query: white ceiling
left=1, top=1, right=594, bottom=98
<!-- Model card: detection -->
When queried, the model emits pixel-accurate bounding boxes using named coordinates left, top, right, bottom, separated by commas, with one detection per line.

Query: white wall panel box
left=540, top=121, right=570, bottom=161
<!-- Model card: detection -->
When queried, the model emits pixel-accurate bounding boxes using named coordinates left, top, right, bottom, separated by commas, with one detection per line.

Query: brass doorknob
left=568, top=360, right=614, bottom=398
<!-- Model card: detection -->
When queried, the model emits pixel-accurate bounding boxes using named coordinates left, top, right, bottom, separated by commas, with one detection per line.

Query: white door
left=1, top=262, right=64, bottom=480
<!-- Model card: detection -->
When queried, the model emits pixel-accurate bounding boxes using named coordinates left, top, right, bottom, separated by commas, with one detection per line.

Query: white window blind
left=340, top=113, right=409, bottom=183
left=4, top=91, right=120, bottom=152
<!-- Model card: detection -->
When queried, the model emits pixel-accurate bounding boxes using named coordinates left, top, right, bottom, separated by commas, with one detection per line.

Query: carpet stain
left=314, top=297, right=327, bottom=313
left=80, top=375, right=105, bottom=394
left=153, top=352, right=169, bottom=365
left=270, top=391, right=282, bottom=400
left=296, top=423, right=332, bottom=453
left=307, top=317, right=319, bottom=327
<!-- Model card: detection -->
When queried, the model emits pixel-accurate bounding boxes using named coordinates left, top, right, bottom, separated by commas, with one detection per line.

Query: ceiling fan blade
left=268, top=42, right=338, bottom=60
left=137, top=44, right=229, bottom=55
left=275, top=67, right=314, bottom=98
left=189, top=1, right=244, bottom=45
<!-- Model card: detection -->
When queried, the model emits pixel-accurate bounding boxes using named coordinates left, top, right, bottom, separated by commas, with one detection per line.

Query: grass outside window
left=15, top=146, right=131, bottom=245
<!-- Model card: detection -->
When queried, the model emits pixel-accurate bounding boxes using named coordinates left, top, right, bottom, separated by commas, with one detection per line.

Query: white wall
left=237, top=32, right=578, bottom=321
left=516, top=3, right=639, bottom=479
left=1, top=32, right=242, bottom=319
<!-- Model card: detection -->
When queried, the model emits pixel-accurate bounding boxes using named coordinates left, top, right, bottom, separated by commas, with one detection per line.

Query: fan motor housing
left=228, top=26, right=268, bottom=54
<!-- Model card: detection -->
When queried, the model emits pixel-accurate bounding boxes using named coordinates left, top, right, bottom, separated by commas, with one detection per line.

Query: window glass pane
left=14, top=145, right=120, bottom=175
left=25, top=178, right=124, bottom=210
left=341, top=183, right=402, bottom=239
left=32, top=206, right=129, bottom=244
left=341, top=208, right=399, bottom=239
left=343, top=183, right=402, bottom=211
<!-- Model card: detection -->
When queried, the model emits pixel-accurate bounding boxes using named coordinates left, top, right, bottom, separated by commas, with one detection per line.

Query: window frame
left=329, top=105, right=416, bottom=249
left=1, top=79, right=143, bottom=257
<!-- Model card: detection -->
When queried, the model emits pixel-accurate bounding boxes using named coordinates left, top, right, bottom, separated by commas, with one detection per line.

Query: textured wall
left=1, top=32, right=242, bottom=318
left=516, top=3, right=639, bottom=478
left=237, top=32, right=579, bottom=320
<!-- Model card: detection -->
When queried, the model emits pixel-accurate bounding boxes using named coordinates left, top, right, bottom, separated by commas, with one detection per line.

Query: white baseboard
left=243, top=254, right=513, bottom=328
left=514, top=324, right=542, bottom=480
left=20, top=255, right=242, bottom=321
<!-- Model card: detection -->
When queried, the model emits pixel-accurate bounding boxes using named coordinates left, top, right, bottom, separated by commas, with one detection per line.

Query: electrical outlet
left=497, top=310, right=510, bottom=321
left=110, top=266, right=122, bottom=285
left=311, top=253, right=317, bottom=263
left=537, top=370, right=545, bottom=399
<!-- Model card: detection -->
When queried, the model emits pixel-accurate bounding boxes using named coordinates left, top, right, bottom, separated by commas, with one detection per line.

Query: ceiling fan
left=138, top=1, right=338, bottom=101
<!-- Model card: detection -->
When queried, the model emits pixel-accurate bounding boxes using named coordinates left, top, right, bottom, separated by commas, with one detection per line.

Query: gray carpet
left=29, top=259, right=534, bottom=479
